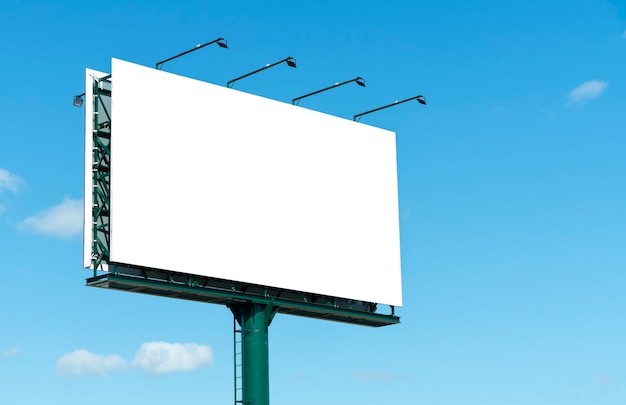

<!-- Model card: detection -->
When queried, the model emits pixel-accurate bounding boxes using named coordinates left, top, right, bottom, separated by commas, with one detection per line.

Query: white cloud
left=353, top=371, right=396, bottom=382
left=56, top=342, right=213, bottom=378
left=0, top=169, right=23, bottom=216
left=594, top=374, right=617, bottom=390
left=132, top=342, right=213, bottom=375
left=566, top=80, right=608, bottom=106
left=0, top=168, right=23, bottom=193
left=3, top=345, right=20, bottom=358
left=57, top=349, right=127, bottom=377
left=18, top=197, right=83, bottom=238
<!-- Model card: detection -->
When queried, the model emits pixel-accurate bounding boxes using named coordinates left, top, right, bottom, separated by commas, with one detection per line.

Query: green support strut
left=231, top=302, right=278, bottom=405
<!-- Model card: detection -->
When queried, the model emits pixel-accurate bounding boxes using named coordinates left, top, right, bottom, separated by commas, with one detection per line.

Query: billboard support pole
left=231, top=302, right=278, bottom=405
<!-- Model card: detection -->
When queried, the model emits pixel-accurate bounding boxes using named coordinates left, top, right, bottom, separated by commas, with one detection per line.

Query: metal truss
left=90, top=75, right=112, bottom=275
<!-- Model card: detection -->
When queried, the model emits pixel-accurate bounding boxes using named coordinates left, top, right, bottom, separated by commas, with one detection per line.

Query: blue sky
left=1, top=1, right=625, bottom=404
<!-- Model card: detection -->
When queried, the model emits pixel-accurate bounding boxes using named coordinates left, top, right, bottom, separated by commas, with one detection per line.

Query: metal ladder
left=234, top=315, right=243, bottom=405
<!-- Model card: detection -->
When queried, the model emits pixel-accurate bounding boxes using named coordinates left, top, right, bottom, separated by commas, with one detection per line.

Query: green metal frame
left=90, top=75, right=112, bottom=276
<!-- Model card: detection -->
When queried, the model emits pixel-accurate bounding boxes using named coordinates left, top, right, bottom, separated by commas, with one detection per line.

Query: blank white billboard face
left=107, top=58, right=402, bottom=306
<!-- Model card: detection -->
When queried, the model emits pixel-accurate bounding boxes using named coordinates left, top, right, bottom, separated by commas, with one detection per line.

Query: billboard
left=85, top=58, right=402, bottom=307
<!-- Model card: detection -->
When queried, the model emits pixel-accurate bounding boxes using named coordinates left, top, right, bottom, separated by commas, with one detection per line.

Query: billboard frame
left=83, top=59, right=402, bottom=405
left=84, top=65, right=399, bottom=326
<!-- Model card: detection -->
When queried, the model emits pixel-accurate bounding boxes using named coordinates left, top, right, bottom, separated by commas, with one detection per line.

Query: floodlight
left=73, top=93, right=85, bottom=107
left=227, top=56, right=297, bottom=88
left=292, top=77, right=366, bottom=105
left=353, top=95, right=427, bottom=121
left=156, top=37, right=228, bottom=70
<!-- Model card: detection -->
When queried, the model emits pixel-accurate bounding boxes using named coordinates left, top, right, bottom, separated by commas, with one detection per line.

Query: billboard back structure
left=85, top=58, right=402, bottom=308
left=83, top=68, right=110, bottom=273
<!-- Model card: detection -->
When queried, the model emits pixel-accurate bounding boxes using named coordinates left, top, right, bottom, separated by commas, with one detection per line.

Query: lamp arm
left=156, top=37, right=226, bottom=70
left=353, top=95, right=425, bottom=121
left=292, top=78, right=362, bottom=105
left=227, top=57, right=295, bottom=88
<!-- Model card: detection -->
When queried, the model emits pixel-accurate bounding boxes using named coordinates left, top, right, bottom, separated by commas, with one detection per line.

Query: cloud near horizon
left=566, top=80, right=607, bottom=105
left=57, top=349, right=127, bottom=377
left=18, top=197, right=83, bottom=238
left=594, top=374, right=617, bottom=390
left=353, top=370, right=397, bottom=382
left=132, top=342, right=213, bottom=375
left=57, top=342, right=213, bottom=377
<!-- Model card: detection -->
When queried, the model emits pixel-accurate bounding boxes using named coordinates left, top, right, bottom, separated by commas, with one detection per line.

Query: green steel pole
left=233, top=302, right=276, bottom=405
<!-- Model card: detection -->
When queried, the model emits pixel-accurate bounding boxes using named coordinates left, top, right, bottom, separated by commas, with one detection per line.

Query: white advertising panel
left=107, top=58, right=402, bottom=306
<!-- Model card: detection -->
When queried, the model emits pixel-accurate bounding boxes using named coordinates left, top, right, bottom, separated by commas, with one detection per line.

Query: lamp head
left=355, top=77, right=366, bottom=87
left=216, top=38, right=228, bottom=48
left=73, top=95, right=84, bottom=107
left=285, top=57, right=297, bottom=68
left=416, top=96, right=427, bottom=105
